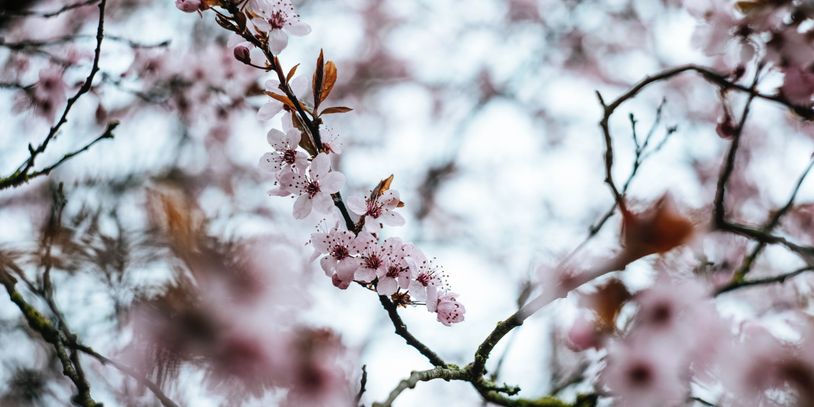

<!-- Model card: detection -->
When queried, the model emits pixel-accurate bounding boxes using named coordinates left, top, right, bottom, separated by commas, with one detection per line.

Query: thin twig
left=0, top=0, right=109, bottom=191
left=715, top=266, right=814, bottom=295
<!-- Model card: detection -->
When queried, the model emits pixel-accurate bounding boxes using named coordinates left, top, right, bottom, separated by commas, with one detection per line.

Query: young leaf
left=312, top=49, right=325, bottom=109
left=265, top=91, right=296, bottom=110
left=286, top=63, right=300, bottom=83
left=320, top=61, right=338, bottom=103
left=320, top=106, right=353, bottom=115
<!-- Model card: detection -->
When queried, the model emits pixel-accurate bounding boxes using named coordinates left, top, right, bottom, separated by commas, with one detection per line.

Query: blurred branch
left=731, top=158, right=814, bottom=280
left=0, top=121, right=118, bottom=190
left=0, top=35, right=169, bottom=49
left=72, top=343, right=180, bottom=407
left=715, top=266, right=814, bottom=295
left=0, top=269, right=99, bottom=406
left=0, top=0, right=98, bottom=18
left=0, top=0, right=110, bottom=191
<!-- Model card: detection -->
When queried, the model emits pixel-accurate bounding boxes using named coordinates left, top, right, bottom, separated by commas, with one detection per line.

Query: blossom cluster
left=260, top=111, right=465, bottom=326
left=686, top=0, right=814, bottom=105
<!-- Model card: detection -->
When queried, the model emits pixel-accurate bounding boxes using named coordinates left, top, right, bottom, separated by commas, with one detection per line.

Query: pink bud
left=234, top=45, right=251, bottom=64
left=565, top=314, right=602, bottom=352
left=175, top=0, right=201, bottom=13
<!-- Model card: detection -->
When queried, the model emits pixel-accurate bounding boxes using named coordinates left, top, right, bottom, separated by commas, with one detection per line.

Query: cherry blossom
left=375, top=237, right=411, bottom=296
left=249, top=0, right=312, bottom=54
left=600, top=338, right=687, bottom=407
left=428, top=290, right=465, bottom=326
left=311, top=223, right=358, bottom=287
left=274, top=153, right=345, bottom=219
left=347, top=189, right=405, bottom=233
left=351, top=231, right=387, bottom=283
left=406, top=246, right=443, bottom=302
left=175, top=0, right=200, bottom=13
left=321, top=127, right=344, bottom=155
left=259, top=123, right=308, bottom=175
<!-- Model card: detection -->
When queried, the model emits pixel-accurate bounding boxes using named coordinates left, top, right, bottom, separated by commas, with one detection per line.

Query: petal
left=381, top=211, right=405, bottom=226
left=284, top=128, right=301, bottom=148
left=257, top=102, right=283, bottom=121
left=264, top=78, right=279, bottom=91
left=268, top=29, right=289, bottom=54
left=313, top=192, right=334, bottom=213
left=249, top=47, right=267, bottom=66
left=336, top=258, right=359, bottom=277
left=267, top=187, right=290, bottom=197
left=364, top=218, right=381, bottom=233
left=253, top=17, right=271, bottom=32
left=426, top=289, right=438, bottom=312
left=282, top=112, right=293, bottom=131
left=320, top=171, right=345, bottom=193
left=267, top=128, right=286, bottom=147
left=293, top=194, right=312, bottom=219
left=258, top=152, right=279, bottom=172
left=410, top=282, right=427, bottom=301
left=310, top=153, right=330, bottom=179
left=320, top=256, right=334, bottom=275
left=377, top=278, right=398, bottom=296
left=355, top=267, right=376, bottom=283
left=290, top=75, right=309, bottom=98
left=347, top=195, right=367, bottom=215
left=310, top=232, right=330, bottom=252
left=286, top=21, right=311, bottom=36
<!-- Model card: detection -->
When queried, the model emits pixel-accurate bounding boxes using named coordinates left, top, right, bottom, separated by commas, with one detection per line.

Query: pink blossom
left=273, top=153, right=345, bottom=219
left=321, top=127, right=344, bottom=155
left=375, top=237, right=411, bottom=295
left=347, top=189, right=405, bottom=233
left=311, top=223, right=358, bottom=287
left=351, top=231, right=387, bottom=283
left=600, top=338, right=687, bottom=407
left=781, top=66, right=814, bottom=106
left=249, top=0, right=312, bottom=54
left=564, top=313, right=602, bottom=352
left=175, top=0, right=200, bottom=12
left=33, top=67, right=66, bottom=121
left=427, top=290, right=465, bottom=326
left=258, top=124, right=308, bottom=175
left=406, top=246, right=443, bottom=302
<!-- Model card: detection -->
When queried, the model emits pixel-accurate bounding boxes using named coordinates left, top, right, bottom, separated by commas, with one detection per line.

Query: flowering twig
left=0, top=0, right=109, bottom=191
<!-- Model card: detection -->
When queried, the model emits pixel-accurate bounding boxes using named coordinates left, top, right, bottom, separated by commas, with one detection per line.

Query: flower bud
left=175, top=0, right=201, bottom=13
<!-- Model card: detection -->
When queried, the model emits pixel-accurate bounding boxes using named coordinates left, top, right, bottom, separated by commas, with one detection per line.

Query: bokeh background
left=2, top=0, right=814, bottom=405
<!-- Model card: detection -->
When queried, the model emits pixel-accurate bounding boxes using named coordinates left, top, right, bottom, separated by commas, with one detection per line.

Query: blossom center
left=305, top=181, right=320, bottom=198
left=330, top=245, right=349, bottom=260
left=627, top=363, right=652, bottom=387
left=364, top=255, right=381, bottom=269
left=416, top=273, right=430, bottom=286
left=268, top=10, right=287, bottom=30
left=283, top=149, right=297, bottom=165
left=385, top=265, right=400, bottom=278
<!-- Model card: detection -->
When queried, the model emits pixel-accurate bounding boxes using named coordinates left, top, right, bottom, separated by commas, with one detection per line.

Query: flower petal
left=320, top=171, right=345, bottom=193
left=377, top=278, right=398, bottom=296
left=268, top=29, right=289, bottom=54
left=258, top=102, right=283, bottom=121
left=310, top=153, right=330, bottom=179
left=293, top=194, right=312, bottom=219
left=347, top=195, right=367, bottom=215
left=286, top=21, right=311, bottom=36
